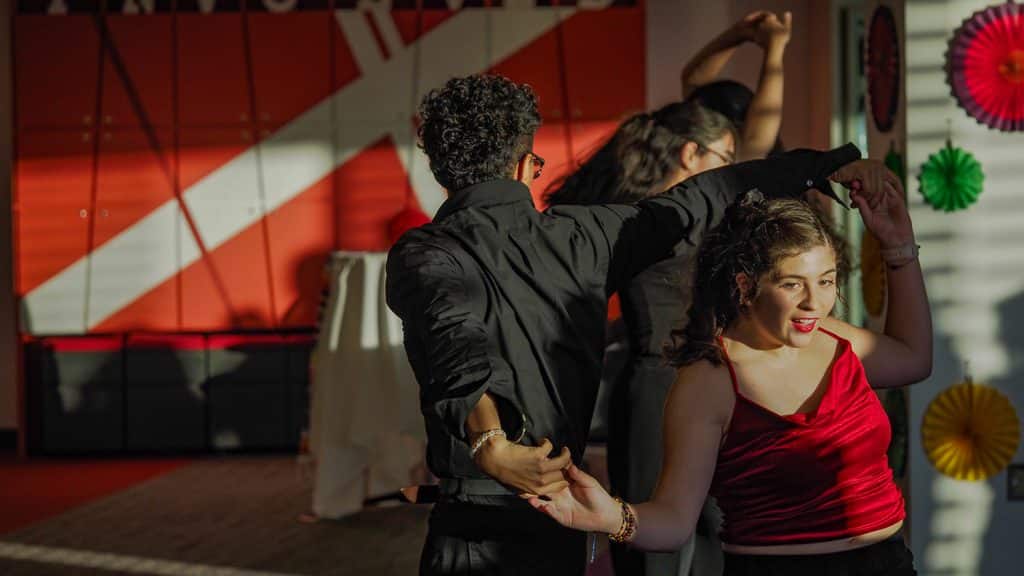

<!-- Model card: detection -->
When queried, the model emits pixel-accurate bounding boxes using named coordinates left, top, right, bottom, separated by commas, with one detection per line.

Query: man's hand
left=829, top=159, right=903, bottom=209
left=474, top=436, right=571, bottom=496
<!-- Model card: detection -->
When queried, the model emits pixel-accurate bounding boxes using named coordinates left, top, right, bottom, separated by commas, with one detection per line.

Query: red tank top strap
left=816, top=326, right=844, bottom=343
left=717, top=336, right=740, bottom=393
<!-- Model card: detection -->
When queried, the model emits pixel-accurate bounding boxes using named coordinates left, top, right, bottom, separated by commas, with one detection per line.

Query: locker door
left=88, top=129, right=178, bottom=331
left=562, top=5, right=645, bottom=122
left=102, top=13, right=175, bottom=129
left=177, top=9, right=250, bottom=127
left=561, top=4, right=645, bottom=206
left=14, top=13, right=100, bottom=129
left=247, top=8, right=336, bottom=327
left=333, top=139, right=410, bottom=252
left=263, top=173, right=333, bottom=327
left=248, top=9, right=333, bottom=131
left=178, top=128, right=275, bottom=330
left=15, top=130, right=94, bottom=334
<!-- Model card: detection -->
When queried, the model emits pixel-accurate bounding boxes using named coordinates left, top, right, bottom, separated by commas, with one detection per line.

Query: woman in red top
left=529, top=160, right=929, bottom=575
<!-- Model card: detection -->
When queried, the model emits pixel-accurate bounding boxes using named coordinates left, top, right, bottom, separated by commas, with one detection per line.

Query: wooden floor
left=0, top=455, right=614, bottom=576
left=0, top=457, right=428, bottom=575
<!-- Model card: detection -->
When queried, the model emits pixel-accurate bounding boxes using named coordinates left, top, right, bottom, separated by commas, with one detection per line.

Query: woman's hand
left=727, top=11, right=771, bottom=45
left=753, top=11, right=792, bottom=51
left=831, top=159, right=914, bottom=249
left=851, top=180, right=915, bottom=250
left=526, top=463, right=623, bottom=534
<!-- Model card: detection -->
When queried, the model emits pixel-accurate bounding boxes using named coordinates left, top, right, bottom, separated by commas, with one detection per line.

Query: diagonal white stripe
left=0, top=541, right=302, bottom=576
left=366, top=3, right=405, bottom=58
left=22, top=7, right=576, bottom=334
left=335, top=9, right=385, bottom=73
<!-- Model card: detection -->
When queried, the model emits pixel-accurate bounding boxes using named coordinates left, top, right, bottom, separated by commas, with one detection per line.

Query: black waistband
left=428, top=499, right=582, bottom=544
left=439, top=477, right=516, bottom=496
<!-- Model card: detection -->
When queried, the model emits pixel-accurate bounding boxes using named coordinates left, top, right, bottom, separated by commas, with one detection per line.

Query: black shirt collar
left=434, top=179, right=533, bottom=222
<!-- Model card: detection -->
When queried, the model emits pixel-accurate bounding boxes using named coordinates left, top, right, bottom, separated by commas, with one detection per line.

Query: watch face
left=867, top=5, right=900, bottom=133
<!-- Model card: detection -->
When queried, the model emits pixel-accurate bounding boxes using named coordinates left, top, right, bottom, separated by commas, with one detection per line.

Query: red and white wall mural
left=13, top=0, right=644, bottom=335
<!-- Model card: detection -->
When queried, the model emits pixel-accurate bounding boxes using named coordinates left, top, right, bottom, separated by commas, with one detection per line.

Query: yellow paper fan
left=860, top=231, right=886, bottom=317
left=922, top=381, right=1020, bottom=481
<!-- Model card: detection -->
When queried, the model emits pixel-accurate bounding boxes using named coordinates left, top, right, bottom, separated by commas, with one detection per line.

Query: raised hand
left=526, top=464, right=623, bottom=534
left=729, top=10, right=771, bottom=44
left=830, top=159, right=914, bottom=250
left=851, top=181, right=915, bottom=250
left=474, top=437, right=572, bottom=496
left=753, top=11, right=792, bottom=50
left=829, top=159, right=902, bottom=210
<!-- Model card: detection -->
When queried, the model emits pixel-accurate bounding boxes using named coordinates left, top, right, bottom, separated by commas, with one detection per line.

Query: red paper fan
left=947, top=2, right=1024, bottom=132
left=867, top=5, right=901, bottom=133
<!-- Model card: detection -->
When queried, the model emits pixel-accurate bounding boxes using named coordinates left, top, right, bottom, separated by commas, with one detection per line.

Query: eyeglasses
left=700, top=145, right=735, bottom=166
left=526, top=151, right=545, bottom=179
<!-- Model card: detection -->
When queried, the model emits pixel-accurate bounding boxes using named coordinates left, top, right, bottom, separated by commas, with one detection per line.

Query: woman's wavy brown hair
left=664, top=195, right=848, bottom=367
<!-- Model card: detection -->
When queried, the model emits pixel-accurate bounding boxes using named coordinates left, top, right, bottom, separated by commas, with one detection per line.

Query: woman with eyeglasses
left=545, top=99, right=736, bottom=576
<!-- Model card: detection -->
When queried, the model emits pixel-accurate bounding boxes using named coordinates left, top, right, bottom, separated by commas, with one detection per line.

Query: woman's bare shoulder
left=670, top=360, right=735, bottom=419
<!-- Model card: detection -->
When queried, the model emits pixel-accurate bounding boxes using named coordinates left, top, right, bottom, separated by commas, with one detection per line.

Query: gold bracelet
left=608, top=497, right=637, bottom=543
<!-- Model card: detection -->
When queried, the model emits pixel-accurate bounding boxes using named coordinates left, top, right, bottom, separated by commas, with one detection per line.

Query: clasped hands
left=473, top=434, right=623, bottom=534
left=472, top=434, right=572, bottom=497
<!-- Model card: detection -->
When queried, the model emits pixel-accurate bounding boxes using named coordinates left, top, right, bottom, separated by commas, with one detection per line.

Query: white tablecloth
left=309, top=251, right=426, bottom=518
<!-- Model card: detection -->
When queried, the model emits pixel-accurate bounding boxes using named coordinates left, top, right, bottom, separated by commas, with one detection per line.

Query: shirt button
left=805, top=179, right=815, bottom=187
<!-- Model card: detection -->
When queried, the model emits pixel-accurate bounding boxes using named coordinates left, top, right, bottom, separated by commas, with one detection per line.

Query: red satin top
left=710, top=328, right=905, bottom=546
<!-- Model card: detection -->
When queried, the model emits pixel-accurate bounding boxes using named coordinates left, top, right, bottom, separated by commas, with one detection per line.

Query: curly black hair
left=418, top=75, right=541, bottom=192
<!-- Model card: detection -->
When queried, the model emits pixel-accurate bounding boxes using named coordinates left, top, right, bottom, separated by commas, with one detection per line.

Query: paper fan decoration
left=860, top=230, right=886, bottom=317
left=922, top=378, right=1020, bottom=481
left=918, top=142, right=985, bottom=211
left=867, top=5, right=901, bottom=133
left=946, top=2, right=1024, bottom=131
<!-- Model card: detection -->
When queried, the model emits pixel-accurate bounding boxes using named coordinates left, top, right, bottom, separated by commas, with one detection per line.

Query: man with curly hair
left=386, top=74, right=865, bottom=575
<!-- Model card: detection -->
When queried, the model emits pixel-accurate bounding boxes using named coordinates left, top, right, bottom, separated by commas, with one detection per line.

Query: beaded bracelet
left=469, top=429, right=506, bottom=459
left=608, top=497, right=637, bottom=543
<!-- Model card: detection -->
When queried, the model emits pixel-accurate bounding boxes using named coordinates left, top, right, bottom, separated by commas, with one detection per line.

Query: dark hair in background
left=544, top=100, right=735, bottom=206
left=665, top=196, right=849, bottom=367
left=417, top=75, right=541, bottom=192
left=687, top=79, right=785, bottom=156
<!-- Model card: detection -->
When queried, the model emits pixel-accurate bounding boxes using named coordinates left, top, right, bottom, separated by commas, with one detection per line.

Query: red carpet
left=0, top=455, right=190, bottom=535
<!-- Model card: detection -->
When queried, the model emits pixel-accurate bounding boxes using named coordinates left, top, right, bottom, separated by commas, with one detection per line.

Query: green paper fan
left=918, top=143, right=984, bottom=212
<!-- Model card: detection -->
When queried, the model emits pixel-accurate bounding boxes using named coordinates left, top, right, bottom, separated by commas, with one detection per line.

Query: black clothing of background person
left=386, top=144, right=860, bottom=576
left=606, top=245, right=697, bottom=575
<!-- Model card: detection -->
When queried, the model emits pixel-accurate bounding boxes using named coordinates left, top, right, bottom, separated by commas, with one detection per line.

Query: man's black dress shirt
left=386, top=144, right=860, bottom=482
